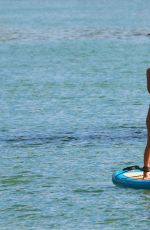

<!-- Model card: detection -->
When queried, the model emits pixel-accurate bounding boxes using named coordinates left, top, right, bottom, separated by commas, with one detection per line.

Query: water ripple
left=0, top=175, right=31, bottom=187
left=74, top=188, right=104, bottom=194
left=0, top=27, right=149, bottom=42
left=0, top=126, right=146, bottom=147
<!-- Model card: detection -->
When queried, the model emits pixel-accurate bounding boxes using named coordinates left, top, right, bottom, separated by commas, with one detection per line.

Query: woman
left=143, top=68, right=150, bottom=179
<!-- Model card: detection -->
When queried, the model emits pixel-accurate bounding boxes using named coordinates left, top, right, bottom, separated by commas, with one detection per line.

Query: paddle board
left=112, top=168, right=150, bottom=189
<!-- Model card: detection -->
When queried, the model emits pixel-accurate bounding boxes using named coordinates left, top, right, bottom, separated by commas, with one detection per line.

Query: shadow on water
left=0, top=126, right=146, bottom=147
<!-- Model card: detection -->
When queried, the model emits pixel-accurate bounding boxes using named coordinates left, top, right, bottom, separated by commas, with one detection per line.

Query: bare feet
left=143, top=172, right=150, bottom=180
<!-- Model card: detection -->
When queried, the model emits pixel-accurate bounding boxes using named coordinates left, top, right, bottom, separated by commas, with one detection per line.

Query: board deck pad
left=124, top=171, right=144, bottom=180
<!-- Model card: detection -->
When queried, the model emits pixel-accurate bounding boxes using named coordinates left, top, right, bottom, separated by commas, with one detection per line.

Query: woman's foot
left=143, top=172, right=150, bottom=180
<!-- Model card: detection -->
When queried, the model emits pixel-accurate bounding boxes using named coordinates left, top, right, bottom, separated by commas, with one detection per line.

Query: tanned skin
left=143, top=68, right=150, bottom=179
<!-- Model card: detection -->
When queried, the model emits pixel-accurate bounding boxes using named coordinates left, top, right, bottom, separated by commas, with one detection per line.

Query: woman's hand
left=147, top=68, right=150, bottom=93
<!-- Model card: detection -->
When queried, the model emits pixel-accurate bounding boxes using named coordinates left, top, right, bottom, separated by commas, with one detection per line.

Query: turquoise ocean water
left=1, top=0, right=150, bottom=229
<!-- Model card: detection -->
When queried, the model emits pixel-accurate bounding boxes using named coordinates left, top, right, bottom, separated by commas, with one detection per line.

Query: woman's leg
left=143, top=107, right=150, bottom=179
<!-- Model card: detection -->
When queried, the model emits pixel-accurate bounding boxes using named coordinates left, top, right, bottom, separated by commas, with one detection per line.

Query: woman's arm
left=147, top=68, right=150, bottom=93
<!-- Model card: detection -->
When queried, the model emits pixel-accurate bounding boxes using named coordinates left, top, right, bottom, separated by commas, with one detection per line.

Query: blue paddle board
left=112, top=169, right=150, bottom=189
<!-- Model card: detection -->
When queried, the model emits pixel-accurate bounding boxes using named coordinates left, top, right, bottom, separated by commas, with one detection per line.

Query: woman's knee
left=146, top=109, right=150, bottom=127
left=147, top=140, right=150, bottom=149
